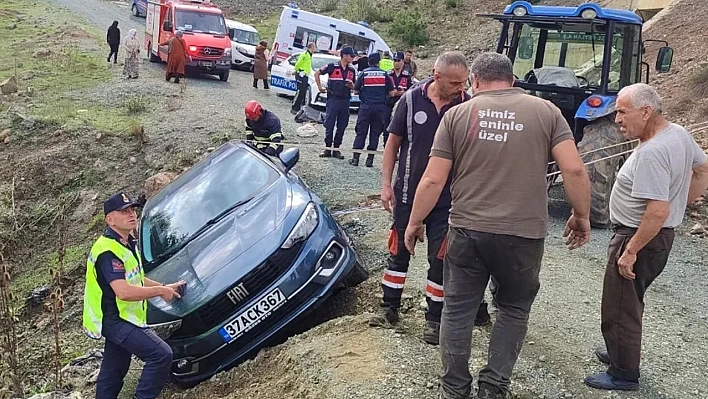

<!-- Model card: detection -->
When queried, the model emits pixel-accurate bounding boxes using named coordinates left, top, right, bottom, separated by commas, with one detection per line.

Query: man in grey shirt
left=585, top=83, right=708, bottom=391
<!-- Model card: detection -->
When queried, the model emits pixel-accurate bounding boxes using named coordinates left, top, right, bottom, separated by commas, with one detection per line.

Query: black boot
left=332, top=150, right=345, bottom=159
left=365, top=154, right=374, bottom=167
left=253, top=78, right=258, bottom=88
left=348, top=152, right=360, bottom=166
left=263, top=79, right=270, bottom=89
left=319, top=150, right=332, bottom=158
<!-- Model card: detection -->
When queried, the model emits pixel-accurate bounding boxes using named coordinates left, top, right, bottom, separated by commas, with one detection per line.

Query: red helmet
left=245, top=100, right=263, bottom=120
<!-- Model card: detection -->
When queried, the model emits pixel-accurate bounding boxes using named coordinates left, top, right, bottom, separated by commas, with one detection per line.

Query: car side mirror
left=163, top=21, right=172, bottom=32
left=279, top=147, right=299, bottom=172
left=656, top=46, right=673, bottom=73
left=228, top=30, right=234, bottom=40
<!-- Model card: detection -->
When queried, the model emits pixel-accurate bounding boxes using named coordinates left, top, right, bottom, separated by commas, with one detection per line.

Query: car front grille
left=171, top=240, right=305, bottom=339
left=172, top=282, right=320, bottom=375
left=199, top=46, right=224, bottom=57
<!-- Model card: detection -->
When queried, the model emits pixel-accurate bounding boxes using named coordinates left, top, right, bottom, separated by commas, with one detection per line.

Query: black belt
left=611, top=223, right=674, bottom=233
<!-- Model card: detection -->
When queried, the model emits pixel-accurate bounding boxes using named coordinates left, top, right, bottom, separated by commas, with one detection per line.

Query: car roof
left=291, top=52, right=339, bottom=60
left=225, top=19, right=258, bottom=32
left=503, top=1, right=643, bottom=24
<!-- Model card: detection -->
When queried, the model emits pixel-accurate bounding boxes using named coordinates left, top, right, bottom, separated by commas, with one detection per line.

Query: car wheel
left=304, top=85, right=312, bottom=105
left=132, top=4, right=139, bottom=17
left=341, top=262, right=368, bottom=288
left=148, top=47, right=161, bottom=63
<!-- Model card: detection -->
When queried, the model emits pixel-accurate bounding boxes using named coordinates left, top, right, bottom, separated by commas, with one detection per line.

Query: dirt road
left=36, top=0, right=708, bottom=398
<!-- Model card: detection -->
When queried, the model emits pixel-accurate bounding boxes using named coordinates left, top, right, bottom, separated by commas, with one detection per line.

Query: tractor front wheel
left=577, top=116, right=632, bottom=228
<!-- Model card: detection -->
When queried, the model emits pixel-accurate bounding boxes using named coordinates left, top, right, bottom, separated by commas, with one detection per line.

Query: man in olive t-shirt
left=403, top=52, right=592, bottom=399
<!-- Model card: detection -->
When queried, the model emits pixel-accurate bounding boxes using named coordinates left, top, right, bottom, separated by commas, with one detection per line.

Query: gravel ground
left=36, top=1, right=708, bottom=398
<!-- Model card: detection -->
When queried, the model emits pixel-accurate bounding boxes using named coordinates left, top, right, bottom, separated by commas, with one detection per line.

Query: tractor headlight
left=282, top=203, right=318, bottom=249
left=581, top=8, right=597, bottom=19
left=149, top=319, right=182, bottom=340
left=513, top=6, right=527, bottom=16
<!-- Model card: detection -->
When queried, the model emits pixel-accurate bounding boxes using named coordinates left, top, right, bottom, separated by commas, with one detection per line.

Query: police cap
left=103, top=192, right=141, bottom=215
left=368, top=52, right=381, bottom=65
left=393, top=51, right=405, bottom=61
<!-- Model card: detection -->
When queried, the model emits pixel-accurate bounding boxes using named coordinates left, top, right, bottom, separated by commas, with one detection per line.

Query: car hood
left=182, top=33, right=230, bottom=49
left=146, top=177, right=311, bottom=316
left=232, top=42, right=256, bottom=55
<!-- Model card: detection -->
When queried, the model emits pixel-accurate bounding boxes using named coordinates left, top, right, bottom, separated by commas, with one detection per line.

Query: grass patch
left=0, top=0, right=128, bottom=133
left=0, top=0, right=112, bottom=92
left=30, top=99, right=139, bottom=134
left=9, top=245, right=88, bottom=307
left=253, top=14, right=280, bottom=46
left=345, top=0, right=394, bottom=23
left=318, top=0, right=339, bottom=13
left=389, top=10, right=429, bottom=46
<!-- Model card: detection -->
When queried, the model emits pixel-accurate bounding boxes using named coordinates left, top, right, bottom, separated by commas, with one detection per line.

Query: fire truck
left=145, top=0, right=232, bottom=82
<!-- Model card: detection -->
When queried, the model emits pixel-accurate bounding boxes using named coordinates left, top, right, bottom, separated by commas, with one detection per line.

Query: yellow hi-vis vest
left=83, top=235, right=147, bottom=339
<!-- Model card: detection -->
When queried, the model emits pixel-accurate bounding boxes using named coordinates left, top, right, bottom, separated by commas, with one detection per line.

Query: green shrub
left=389, top=10, right=429, bottom=47
left=690, top=64, right=708, bottom=97
left=319, top=0, right=338, bottom=13
left=445, top=0, right=460, bottom=8
left=125, top=95, right=147, bottom=114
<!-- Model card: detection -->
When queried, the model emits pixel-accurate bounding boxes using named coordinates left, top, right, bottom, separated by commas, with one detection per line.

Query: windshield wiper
left=149, top=197, right=255, bottom=266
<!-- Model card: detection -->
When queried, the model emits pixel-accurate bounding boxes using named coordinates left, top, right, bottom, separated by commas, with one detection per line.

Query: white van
left=225, top=19, right=261, bottom=71
left=270, top=5, right=391, bottom=66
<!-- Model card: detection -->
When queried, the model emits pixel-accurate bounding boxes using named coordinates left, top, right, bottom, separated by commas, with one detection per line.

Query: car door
left=270, top=54, right=299, bottom=97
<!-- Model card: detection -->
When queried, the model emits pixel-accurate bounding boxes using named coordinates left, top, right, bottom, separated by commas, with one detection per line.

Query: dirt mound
left=178, top=315, right=386, bottom=399
left=642, top=0, right=708, bottom=146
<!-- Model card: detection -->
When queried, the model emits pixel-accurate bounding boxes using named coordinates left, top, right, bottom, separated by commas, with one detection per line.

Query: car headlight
left=149, top=319, right=182, bottom=340
left=282, top=202, right=318, bottom=249
left=224, top=48, right=232, bottom=57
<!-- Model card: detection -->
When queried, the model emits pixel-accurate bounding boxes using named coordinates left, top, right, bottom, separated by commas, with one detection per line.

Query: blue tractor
left=483, top=1, right=674, bottom=227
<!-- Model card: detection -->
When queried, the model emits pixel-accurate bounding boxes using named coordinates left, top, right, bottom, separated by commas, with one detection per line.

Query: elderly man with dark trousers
left=349, top=52, right=395, bottom=167
left=315, top=46, right=357, bottom=159
left=383, top=51, right=413, bottom=148
left=584, top=83, right=708, bottom=391
left=405, top=52, right=592, bottom=399
left=291, top=42, right=316, bottom=114
left=83, top=192, right=185, bottom=399
left=245, top=100, right=284, bottom=156
left=371, top=52, right=491, bottom=347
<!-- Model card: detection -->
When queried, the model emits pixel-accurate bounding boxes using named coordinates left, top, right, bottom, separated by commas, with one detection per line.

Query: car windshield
left=230, top=28, right=260, bottom=45
left=175, top=10, right=227, bottom=35
left=140, top=148, right=279, bottom=264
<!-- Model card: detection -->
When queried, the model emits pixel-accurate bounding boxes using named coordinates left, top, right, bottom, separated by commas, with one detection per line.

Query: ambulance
left=269, top=5, right=391, bottom=66
left=145, top=0, right=232, bottom=82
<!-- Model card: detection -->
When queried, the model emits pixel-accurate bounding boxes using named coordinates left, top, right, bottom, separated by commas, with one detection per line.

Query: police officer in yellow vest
left=83, top=192, right=185, bottom=399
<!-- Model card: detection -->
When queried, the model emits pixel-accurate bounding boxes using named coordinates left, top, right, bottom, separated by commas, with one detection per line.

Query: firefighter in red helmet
left=244, top=100, right=284, bottom=156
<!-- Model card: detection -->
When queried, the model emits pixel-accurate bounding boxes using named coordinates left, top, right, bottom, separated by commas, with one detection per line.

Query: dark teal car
left=139, top=142, right=367, bottom=387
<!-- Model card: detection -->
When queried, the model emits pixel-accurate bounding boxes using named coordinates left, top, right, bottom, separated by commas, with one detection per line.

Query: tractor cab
left=481, top=1, right=673, bottom=141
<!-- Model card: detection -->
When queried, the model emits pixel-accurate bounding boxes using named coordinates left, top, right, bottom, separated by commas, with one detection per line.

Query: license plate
left=199, top=61, right=213, bottom=67
left=218, top=288, right=286, bottom=343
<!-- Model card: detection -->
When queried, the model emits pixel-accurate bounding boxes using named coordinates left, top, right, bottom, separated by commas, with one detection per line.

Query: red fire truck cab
left=145, top=0, right=232, bottom=82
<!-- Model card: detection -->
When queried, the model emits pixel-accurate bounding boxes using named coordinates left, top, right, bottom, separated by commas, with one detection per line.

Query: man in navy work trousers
left=371, top=51, right=490, bottom=346
left=83, top=192, right=185, bottom=399
left=315, top=46, right=357, bottom=159
left=349, top=52, right=395, bottom=167
left=383, top=51, right=413, bottom=148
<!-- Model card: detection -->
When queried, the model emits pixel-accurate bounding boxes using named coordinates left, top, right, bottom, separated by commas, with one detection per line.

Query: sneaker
left=369, top=303, right=399, bottom=327
left=478, top=382, right=507, bottom=399
left=423, top=321, right=440, bottom=345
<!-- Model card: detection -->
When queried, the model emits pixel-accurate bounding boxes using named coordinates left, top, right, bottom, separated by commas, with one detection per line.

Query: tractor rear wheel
left=577, top=116, right=632, bottom=228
